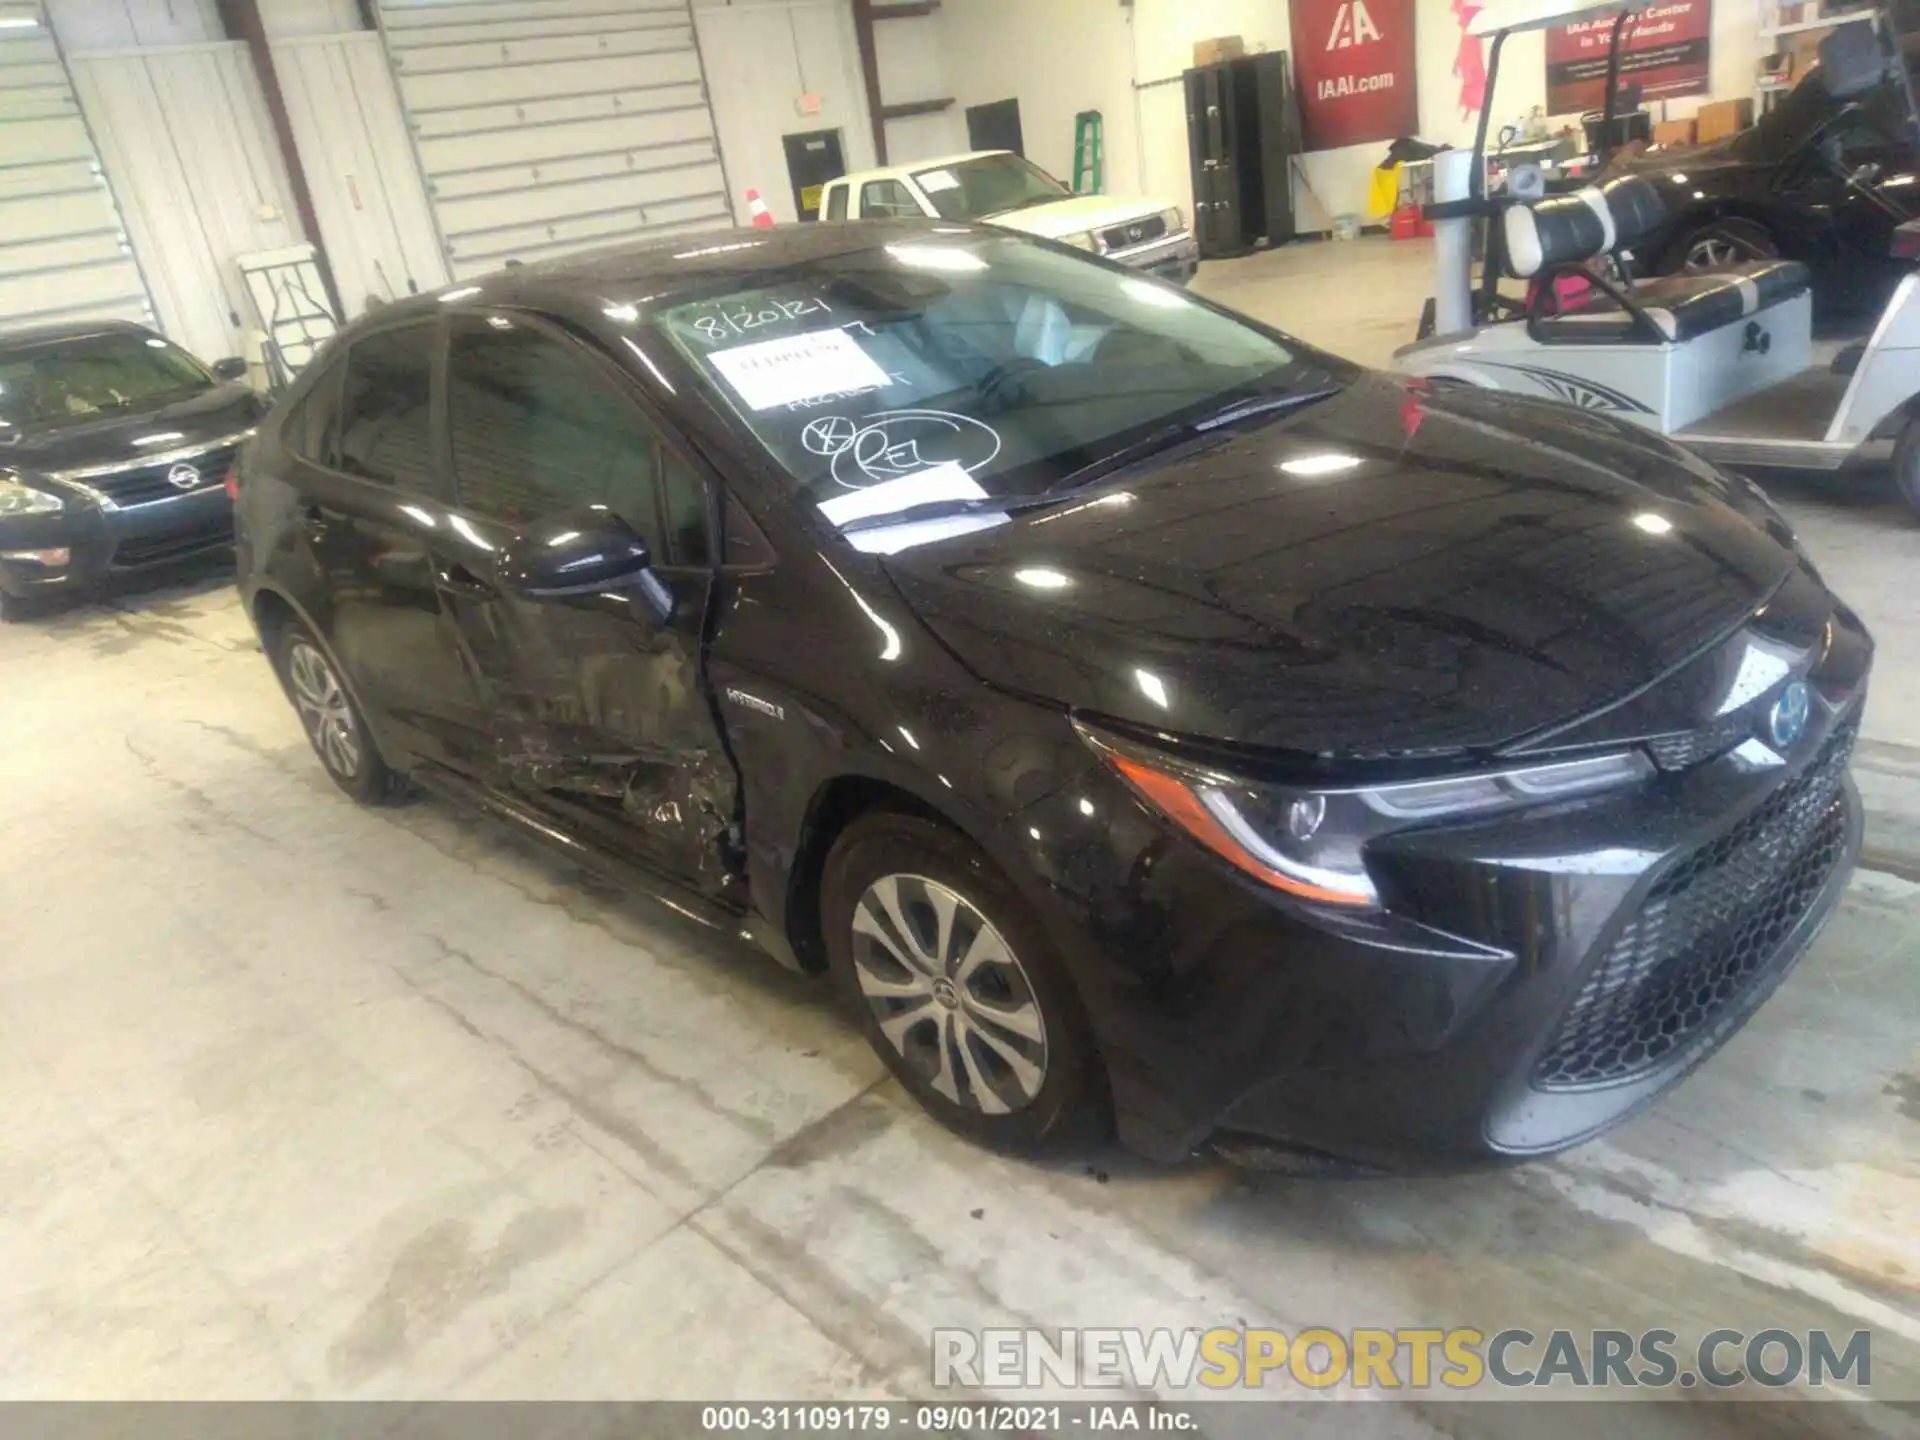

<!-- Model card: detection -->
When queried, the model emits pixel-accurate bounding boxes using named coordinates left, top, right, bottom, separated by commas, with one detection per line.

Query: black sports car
left=234, top=220, right=1869, bottom=1171
left=0, top=322, right=260, bottom=619
left=1615, top=62, right=1918, bottom=316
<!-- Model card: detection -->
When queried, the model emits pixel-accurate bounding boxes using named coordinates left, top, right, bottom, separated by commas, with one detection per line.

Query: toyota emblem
left=1128, top=224, right=1145, bottom=242
left=167, top=463, right=201, bottom=491
left=1768, top=681, right=1812, bottom=750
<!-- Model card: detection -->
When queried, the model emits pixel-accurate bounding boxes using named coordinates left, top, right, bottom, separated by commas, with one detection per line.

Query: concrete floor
left=2, top=238, right=1917, bottom=1424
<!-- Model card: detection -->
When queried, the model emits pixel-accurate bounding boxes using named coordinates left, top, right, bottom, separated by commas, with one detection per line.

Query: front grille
left=87, top=446, right=236, bottom=507
left=112, top=518, right=233, bottom=568
left=1534, top=717, right=1856, bottom=1089
left=1103, top=214, right=1168, bottom=251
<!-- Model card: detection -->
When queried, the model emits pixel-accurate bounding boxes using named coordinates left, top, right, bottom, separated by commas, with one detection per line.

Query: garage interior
left=3, top=0, right=1919, bottom=1419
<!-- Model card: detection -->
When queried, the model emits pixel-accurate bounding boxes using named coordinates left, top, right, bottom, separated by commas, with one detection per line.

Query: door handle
left=434, top=559, right=494, bottom=599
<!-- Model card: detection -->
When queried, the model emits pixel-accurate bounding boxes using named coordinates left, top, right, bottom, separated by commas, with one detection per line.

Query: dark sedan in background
left=1618, top=60, right=1918, bottom=315
left=234, top=220, right=1868, bottom=1171
left=0, top=322, right=261, bottom=620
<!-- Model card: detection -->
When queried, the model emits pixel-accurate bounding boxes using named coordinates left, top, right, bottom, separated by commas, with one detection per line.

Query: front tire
left=0, top=590, right=43, bottom=624
left=273, top=620, right=408, bottom=805
left=821, top=812, right=1108, bottom=1154
left=1892, top=416, right=1920, bottom=520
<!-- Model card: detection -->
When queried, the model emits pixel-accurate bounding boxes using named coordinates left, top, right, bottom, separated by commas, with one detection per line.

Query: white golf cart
left=1395, top=2, right=1920, bottom=514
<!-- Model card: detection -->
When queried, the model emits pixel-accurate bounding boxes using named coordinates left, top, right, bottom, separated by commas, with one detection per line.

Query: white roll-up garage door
left=272, top=32, right=450, bottom=319
left=68, top=41, right=307, bottom=365
left=0, top=7, right=154, bottom=335
left=379, top=0, right=734, bottom=280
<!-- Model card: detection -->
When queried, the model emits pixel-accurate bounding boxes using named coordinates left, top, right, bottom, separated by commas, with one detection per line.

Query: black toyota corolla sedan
left=0, top=322, right=261, bottom=619
left=233, top=220, right=1869, bottom=1171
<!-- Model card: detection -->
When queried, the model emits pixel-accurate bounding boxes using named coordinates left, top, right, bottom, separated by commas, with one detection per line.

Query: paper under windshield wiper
left=835, top=494, right=1056, bottom=536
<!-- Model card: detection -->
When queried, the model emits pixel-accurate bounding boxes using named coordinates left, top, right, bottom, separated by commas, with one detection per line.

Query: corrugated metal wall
left=0, top=5, right=155, bottom=335
left=69, top=41, right=304, bottom=362
left=378, top=0, right=733, bottom=279
left=273, top=31, right=449, bottom=317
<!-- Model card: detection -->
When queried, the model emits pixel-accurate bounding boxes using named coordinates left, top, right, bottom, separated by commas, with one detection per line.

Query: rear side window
left=860, top=180, right=920, bottom=218
left=825, top=183, right=849, bottom=222
left=337, top=322, right=438, bottom=491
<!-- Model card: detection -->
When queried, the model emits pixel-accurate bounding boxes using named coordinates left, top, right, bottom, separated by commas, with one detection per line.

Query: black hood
left=880, top=374, right=1796, bottom=762
left=3, top=383, right=262, bottom=474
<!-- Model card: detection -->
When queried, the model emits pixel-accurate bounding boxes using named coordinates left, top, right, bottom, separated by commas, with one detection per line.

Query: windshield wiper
left=1054, top=386, right=1342, bottom=492
left=1193, top=387, right=1342, bottom=432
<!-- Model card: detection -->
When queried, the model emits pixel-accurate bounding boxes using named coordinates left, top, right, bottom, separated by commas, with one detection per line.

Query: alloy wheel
left=850, top=873, right=1048, bottom=1115
left=1686, top=236, right=1737, bottom=270
left=286, top=640, right=362, bottom=779
left=1686, top=235, right=1752, bottom=272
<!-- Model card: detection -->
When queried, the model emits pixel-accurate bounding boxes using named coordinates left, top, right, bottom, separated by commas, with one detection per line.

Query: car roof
left=351, top=217, right=998, bottom=329
left=0, top=319, right=155, bottom=354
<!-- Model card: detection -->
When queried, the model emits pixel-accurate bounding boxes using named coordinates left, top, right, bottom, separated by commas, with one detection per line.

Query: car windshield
left=1733, top=35, right=1920, bottom=161
left=0, top=332, right=215, bottom=435
left=911, top=154, right=1071, bottom=220
left=654, top=235, right=1336, bottom=527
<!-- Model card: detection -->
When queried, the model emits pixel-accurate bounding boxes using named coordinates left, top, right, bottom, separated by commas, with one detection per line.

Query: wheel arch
left=247, top=581, right=401, bottom=770
left=781, top=772, right=974, bottom=974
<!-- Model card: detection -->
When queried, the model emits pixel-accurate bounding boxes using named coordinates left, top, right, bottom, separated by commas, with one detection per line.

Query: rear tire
left=1892, top=416, right=1920, bottom=520
left=821, top=812, right=1109, bottom=1154
left=272, top=619, right=409, bottom=806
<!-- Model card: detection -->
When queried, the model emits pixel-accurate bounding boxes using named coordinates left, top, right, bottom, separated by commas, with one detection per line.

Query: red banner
left=1289, top=0, right=1420, bottom=152
left=1545, top=2, right=1712, bottom=115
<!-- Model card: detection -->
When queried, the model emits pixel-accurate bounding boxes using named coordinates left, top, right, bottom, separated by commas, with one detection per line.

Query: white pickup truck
left=818, top=150, right=1199, bottom=284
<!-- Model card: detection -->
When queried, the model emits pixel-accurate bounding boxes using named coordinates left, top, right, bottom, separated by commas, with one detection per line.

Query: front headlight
left=1063, top=232, right=1098, bottom=252
left=1161, top=207, right=1185, bottom=234
left=0, top=478, right=62, bottom=518
left=1079, top=722, right=1653, bottom=907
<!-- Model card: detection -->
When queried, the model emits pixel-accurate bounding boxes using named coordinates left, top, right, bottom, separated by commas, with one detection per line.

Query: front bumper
left=1011, top=617, right=1871, bottom=1170
left=0, top=486, right=234, bottom=599
left=1108, top=231, right=1199, bottom=284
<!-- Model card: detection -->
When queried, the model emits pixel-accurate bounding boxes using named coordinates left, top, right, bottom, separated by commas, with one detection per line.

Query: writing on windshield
left=655, top=238, right=1302, bottom=522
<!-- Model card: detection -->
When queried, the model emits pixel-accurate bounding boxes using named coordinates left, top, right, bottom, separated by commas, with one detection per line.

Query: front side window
left=825, top=184, right=850, bottom=222
left=0, top=330, right=214, bottom=435
left=445, top=313, right=674, bottom=556
left=910, top=154, right=1069, bottom=220
left=655, top=235, right=1329, bottom=526
left=337, top=322, right=438, bottom=490
left=860, top=180, right=923, bottom=219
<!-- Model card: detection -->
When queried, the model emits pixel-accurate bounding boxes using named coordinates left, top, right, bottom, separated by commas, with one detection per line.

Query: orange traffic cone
left=745, top=189, right=775, bottom=229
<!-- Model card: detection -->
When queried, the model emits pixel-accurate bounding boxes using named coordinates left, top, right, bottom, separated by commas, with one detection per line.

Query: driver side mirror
left=210, top=356, right=249, bottom=382
left=499, top=509, right=674, bottom=620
